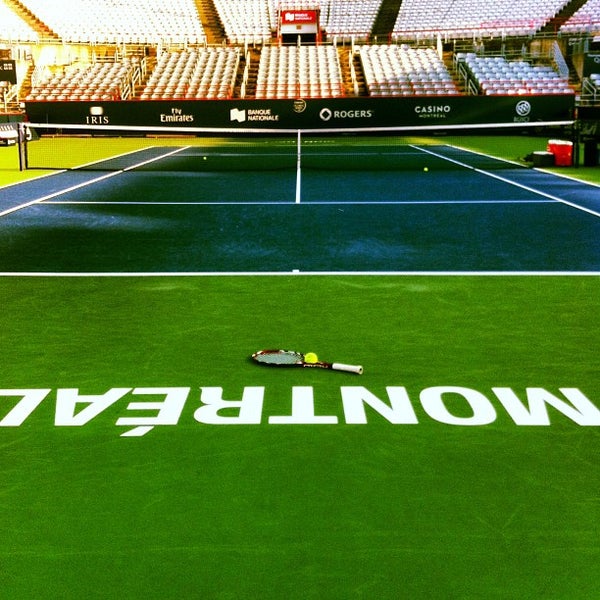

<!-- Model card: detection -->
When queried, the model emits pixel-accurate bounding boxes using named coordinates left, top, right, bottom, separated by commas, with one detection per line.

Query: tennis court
left=1, top=131, right=599, bottom=598
left=3, top=131, right=600, bottom=272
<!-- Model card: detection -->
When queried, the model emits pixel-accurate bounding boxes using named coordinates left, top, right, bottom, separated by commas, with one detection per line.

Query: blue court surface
left=1, top=141, right=599, bottom=273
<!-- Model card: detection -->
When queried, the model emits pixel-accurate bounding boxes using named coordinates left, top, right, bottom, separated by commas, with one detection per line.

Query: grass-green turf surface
left=1, top=275, right=598, bottom=599
left=1, top=131, right=599, bottom=597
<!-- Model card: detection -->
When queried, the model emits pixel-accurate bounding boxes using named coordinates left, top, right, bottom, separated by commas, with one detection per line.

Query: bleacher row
left=255, top=45, right=343, bottom=99
left=24, top=45, right=574, bottom=102
left=28, top=59, right=140, bottom=102
left=1, top=0, right=599, bottom=45
left=140, top=48, right=240, bottom=100
left=360, top=45, right=460, bottom=97
left=560, top=0, right=600, bottom=34
left=392, top=0, right=580, bottom=39
left=458, top=54, right=573, bottom=95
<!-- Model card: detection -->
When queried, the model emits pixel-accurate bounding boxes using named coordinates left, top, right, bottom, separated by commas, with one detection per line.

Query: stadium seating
left=560, top=0, right=600, bottom=35
left=359, top=45, right=459, bottom=96
left=255, top=45, right=343, bottom=98
left=17, top=0, right=206, bottom=45
left=393, top=0, right=572, bottom=39
left=459, top=54, right=574, bottom=95
left=2, top=0, right=592, bottom=105
left=213, top=0, right=383, bottom=44
left=323, top=0, right=382, bottom=42
left=212, top=0, right=272, bottom=44
left=140, top=48, right=240, bottom=100
left=25, top=59, right=141, bottom=101
left=0, top=1, right=38, bottom=43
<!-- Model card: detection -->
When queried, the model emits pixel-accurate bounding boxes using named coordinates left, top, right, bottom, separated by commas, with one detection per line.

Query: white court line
left=411, top=144, right=600, bottom=219
left=0, top=146, right=190, bottom=218
left=0, top=169, right=64, bottom=192
left=0, top=271, right=599, bottom=277
left=42, top=199, right=555, bottom=206
left=295, top=129, right=302, bottom=204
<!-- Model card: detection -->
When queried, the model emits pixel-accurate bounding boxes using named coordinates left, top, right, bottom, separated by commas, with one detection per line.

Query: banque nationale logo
left=230, top=107, right=280, bottom=122
left=0, top=385, right=598, bottom=437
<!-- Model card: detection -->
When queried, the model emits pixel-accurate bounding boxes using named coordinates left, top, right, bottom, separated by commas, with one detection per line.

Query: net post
left=295, top=129, right=302, bottom=204
left=17, top=122, right=27, bottom=171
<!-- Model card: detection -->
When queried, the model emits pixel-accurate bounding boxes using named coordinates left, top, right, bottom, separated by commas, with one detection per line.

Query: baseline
left=40, top=199, right=556, bottom=206
left=1, top=271, right=599, bottom=277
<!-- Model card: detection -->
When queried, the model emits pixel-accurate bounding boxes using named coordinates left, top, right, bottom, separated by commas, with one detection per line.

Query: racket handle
left=331, top=362, right=363, bottom=375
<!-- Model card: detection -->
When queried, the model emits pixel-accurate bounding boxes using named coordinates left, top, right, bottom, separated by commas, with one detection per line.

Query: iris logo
left=515, top=100, right=531, bottom=117
left=86, top=105, right=109, bottom=124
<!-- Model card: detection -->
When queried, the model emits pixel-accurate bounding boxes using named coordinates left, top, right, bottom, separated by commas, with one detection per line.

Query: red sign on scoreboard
left=281, top=10, right=318, bottom=25
left=280, top=9, right=319, bottom=36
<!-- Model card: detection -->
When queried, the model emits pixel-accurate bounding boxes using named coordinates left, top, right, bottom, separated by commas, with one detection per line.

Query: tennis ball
left=304, top=352, right=318, bottom=364
left=423, top=166, right=429, bottom=172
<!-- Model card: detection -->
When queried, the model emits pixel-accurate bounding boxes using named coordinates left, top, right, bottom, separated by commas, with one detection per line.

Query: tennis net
left=19, top=122, right=573, bottom=173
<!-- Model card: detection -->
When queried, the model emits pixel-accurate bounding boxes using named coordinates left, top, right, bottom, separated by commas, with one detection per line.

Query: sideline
left=0, top=146, right=190, bottom=218
left=412, top=144, right=600, bottom=219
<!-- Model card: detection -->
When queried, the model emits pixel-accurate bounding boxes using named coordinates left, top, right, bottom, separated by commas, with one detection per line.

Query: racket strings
left=254, top=351, right=302, bottom=365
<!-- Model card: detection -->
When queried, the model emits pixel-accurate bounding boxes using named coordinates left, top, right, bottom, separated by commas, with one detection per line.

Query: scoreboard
left=0, top=60, right=17, bottom=84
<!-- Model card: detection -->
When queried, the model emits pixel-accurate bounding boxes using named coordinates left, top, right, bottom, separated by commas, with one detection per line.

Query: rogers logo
left=319, top=108, right=373, bottom=121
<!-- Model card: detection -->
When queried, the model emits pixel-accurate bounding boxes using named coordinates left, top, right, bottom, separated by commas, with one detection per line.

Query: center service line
left=295, top=129, right=302, bottom=204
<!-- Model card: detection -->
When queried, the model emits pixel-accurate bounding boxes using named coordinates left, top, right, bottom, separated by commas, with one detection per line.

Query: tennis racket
left=251, top=349, right=363, bottom=374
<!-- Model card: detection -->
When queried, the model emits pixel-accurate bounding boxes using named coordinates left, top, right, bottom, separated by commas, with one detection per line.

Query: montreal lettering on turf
left=0, top=386, right=599, bottom=437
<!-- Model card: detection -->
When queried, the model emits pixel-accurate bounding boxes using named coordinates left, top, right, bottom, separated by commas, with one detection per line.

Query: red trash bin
left=547, top=139, right=573, bottom=166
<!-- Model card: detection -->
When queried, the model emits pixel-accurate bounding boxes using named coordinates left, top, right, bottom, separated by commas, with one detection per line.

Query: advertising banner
left=25, top=95, right=575, bottom=132
left=280, top=10, right=319, bottom=35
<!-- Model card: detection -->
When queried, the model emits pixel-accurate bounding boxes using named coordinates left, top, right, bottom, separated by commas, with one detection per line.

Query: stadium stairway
left=194, top=0, right=226, bottom=45
left=234, top=47, right=261, bottom=98
left=338, top=47, right=368, bottom=97
left=539, top=0, right=589, bottom=35
left=17, top=62, right=35, bottom=103
left=4, top=0, right=59, bottom=41
left=443, top=51, right=467, bottom=94
left=538, top=0, right=588, bottom=92
left=371, top=0, right=403, bottom=42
